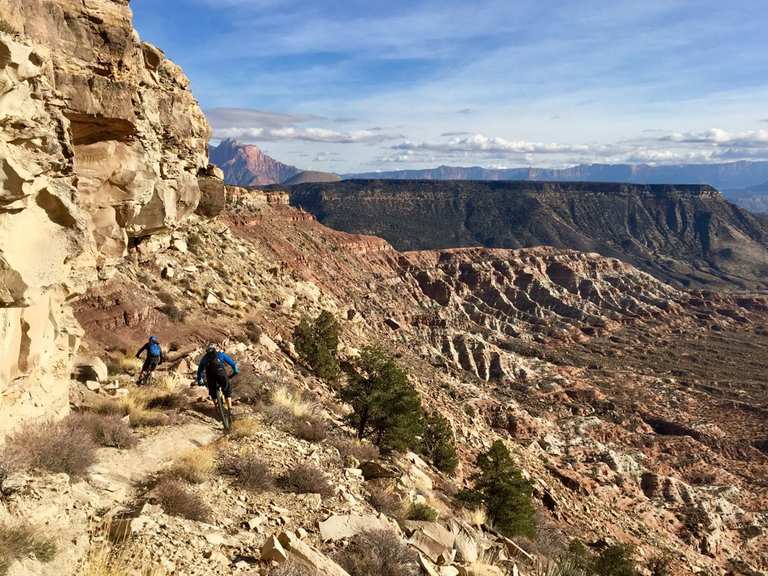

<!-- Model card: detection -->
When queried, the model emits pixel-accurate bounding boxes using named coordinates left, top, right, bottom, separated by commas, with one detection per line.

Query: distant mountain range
left=209, top=139, right=339, bottom=186
left=211, top=141, right=768, bottom=212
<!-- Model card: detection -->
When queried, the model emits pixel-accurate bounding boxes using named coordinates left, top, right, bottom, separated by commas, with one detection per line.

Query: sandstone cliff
left=0, top=0, right=211, bottom=436
left=289, top=180, right=768, bottom=290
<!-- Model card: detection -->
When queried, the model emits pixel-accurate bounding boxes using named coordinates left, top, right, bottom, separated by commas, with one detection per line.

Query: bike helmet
left=206, top=343, right=217, bottom=354
left=149, top=335, right=158, bottom=343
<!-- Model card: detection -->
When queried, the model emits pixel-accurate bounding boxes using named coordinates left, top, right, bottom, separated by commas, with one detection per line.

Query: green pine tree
left=421, top=412, right=459, bottom=473
left=341, top=346, right=423, bottom=452
left=465, top=440, right=536, bottom=538
left=293, top=311, right=340, bottom=381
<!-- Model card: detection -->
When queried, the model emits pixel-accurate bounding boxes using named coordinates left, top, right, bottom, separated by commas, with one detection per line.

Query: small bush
left=268, top=560, right=318, bottom=576
left=280, top=463, right=334, bottom=499
left=167, top=447, right=215, bottom=484
left=160, top=304, right=186, bottom=322
left=592, top=544, right=639, bottom=576
left=420, top=412, right=458, bottom=473
left=153, top=478, right=211, bottom=522
left=337, top=530, right=419, bottom=576
left=72, top=412, right=138, bottom=449
left=406, top=503, right=438, bottom=522
left=230, top=418, right=259, bottom=439
left=331, top=438, right=380, bottom=463
left=0, top=18, right=18, bottom=36
left=83, top=537, right=162, bottom=576
left=367, top=484, right=403, bottom=517
left=243, top=320, right=262, bottom=343
left=293, top=416, right=328, bottom=442
left=145, top=392, right=187, bottom=410
left=647, top=555, right=672, bottom=576
left=2, top=418, right=97, bottom=478
left=459, top=440, right=536, bottom=539
left=293, top=311, right=341, bottom=381
left=0, top=522, right=57, bottom=575
left=220, top=452, right=274, bottom=492
left=341, top=347, right=423, bottom=452
left=233, top=368, right=270, bottom=405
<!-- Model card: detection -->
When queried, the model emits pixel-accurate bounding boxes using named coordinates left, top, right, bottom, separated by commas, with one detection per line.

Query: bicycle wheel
left=216, top=388, right=232, bottom=433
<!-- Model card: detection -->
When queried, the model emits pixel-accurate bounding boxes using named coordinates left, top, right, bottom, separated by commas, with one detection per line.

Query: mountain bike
left=214, top=384, right=232, bottom=433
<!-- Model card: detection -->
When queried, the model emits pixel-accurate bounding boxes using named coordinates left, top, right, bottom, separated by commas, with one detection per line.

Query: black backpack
left=205, top=352, right=228, bottom=381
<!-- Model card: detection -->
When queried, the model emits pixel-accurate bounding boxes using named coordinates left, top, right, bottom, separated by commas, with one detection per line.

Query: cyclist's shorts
left=207, top=373, right=231, bottom=399
left=142, top=356, right=160, bottom=373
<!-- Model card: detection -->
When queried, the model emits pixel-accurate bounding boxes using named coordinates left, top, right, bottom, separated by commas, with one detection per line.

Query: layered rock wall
left=0, top=0, right=211, bottom=437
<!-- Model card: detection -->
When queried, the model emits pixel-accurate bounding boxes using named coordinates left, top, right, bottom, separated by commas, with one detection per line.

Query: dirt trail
left=87, top=421, right=220, bottom=505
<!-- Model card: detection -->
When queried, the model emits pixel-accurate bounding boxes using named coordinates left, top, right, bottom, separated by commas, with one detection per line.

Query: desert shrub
left=2, top=418, right=97, bottom=477
left=591, top=544, right=638, bottom=576
left=406, top=503, right=438, bottom=522
left=83, top=537, right=162, bottom=576
left=531, top=557, right=588, bottom=576
left=160, top=303, right=186, bottom=322
left=458, top=440, right=536, bottom=538
left=337, top=530, right=419, bottom=576
left=367, top=484, right=403, bottom=517
left=229, top=418, right=259, bottom=439
left=71, top=412, right=138, bottom=449
left=153, top=478, right=211, bottom=522
left=243, top=320, right=262, bottom=343
left=331, top=437, right=380, bottom=463
left=268, top=560, right=318, bottom=576
left=420, top=412, right=458, bottom=473
left=280, top=463, right=334, bottom=498
left=293, top=416, right=328, bottom=442
left=293, top=311, right=340, bottom=381
left=145, top=392, right=187, bottom=410
left=166, top=447, right=215, bottom=484
left=341, top=347, right=422, bottom=452
left=0, top=19, right=17, bottom=35
left=0, top=522, right=56, bottom=575
left=647, top=554, right=672, bottom=576
left=232, top=367, right=270, bottom=405
left=461, top=506, right=488, bottom=528
left=220, top=452, right=274, bottom=492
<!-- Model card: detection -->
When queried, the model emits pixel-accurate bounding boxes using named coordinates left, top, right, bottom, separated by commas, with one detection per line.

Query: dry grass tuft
left=0, top=521, right=57, bottom=575
left=279, top=463, right=334, bottom=499
left=153, top=478, right=211, bottom=522
left=272, top=387, right=313, bottom=419
left=166, top=447, right=215, bottom=484
left=1, top=418, right=97, bottom=477
left=220, top=452, right=274, bottom=492
left=337, top=530, right=419, bottom=576
left=82, top=531, right=164, bottom=576
left=229, top=418, right=259, bottom=439
left=461, top=506, right=488, bottom=528
left=118, top=357, right=142, bottom=374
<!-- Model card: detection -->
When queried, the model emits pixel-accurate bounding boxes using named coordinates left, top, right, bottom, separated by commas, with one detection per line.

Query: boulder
left=318, top=514, right=396, bottom=541
left=275, top=531, right=351, bottom=576
left=260, top=535, right=288, bottom=563
left=197, top=175, right=226, bottom=217
left=73, top=356, right=109, bottom=383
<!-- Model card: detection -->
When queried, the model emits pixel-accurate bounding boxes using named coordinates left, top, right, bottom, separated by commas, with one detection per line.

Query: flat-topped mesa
left=288, top=179, right=768, bottom=289
left=0, top=0, right=212, bottom=436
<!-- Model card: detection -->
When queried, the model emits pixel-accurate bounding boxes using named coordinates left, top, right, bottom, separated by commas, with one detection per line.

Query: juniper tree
left=293, top=311, right=340, bottom=381
left=341, top=346, right=422, bottom=452
left=421, top=412, right=459, bottom=473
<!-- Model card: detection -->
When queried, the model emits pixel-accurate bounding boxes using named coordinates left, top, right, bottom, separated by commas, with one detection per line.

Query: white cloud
left=659, top=128, right=768, bottom=148
left=214, top=126, right=401, bottom=144
left=206, top=108, right=319, bottom=130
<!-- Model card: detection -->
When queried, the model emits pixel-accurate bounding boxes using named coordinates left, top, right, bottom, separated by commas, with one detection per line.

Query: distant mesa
left=209, top=138, right=300, bottom=186
left=289, top=179, right=768, bottom=290
left=345, top=161, right=768, bottom=213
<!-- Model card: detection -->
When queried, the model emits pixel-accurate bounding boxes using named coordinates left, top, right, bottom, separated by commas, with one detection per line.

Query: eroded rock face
left=0, top=0, right=210, bottom=436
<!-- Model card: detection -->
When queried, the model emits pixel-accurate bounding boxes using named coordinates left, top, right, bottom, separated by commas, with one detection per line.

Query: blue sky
left=132, top=0, right=768, bottom=173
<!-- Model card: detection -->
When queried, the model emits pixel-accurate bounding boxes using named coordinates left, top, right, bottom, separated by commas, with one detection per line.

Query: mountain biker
left=136, top=335, right=163, bottom=385
left=195, top=343, right=239, bottom=412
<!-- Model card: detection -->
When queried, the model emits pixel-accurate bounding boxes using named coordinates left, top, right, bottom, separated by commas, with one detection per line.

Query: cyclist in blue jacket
left=136, top=335, right=163, bottom=385
left=196, top=343, right=239, bottom=412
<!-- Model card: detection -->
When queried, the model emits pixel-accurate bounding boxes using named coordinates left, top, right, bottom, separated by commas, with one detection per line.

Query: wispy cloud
left=215, top=126, right=401, bottom=144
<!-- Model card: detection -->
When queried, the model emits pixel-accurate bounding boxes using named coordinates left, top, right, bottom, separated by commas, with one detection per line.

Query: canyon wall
left=289, top=180, right=768, bottom=290
left=0, top=0, right=211, bottom=437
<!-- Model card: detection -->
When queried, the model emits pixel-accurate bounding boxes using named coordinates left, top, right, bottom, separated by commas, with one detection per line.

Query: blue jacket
left=197, top=351, right=238, bottom=383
